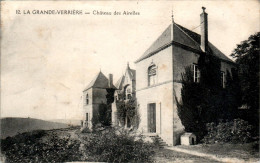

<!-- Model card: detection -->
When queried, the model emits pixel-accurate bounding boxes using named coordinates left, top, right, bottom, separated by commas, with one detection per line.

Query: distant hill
left=49, top=119, right=81, bottom=126
left=0, top=117, right=69, bottom=139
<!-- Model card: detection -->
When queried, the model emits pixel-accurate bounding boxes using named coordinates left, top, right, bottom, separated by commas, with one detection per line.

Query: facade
left=83, top=7, right=235, bottom=146
left=112, top=63, right=136, bottom=127
left=135, top=7, right=235, bottom=146
left=82, top=71, right=116, bottom=130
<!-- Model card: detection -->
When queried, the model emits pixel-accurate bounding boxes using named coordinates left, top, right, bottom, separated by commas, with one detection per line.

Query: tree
left=176, top=53, right=240, bottom=140
left=176, top=67, right=206, bottom=139
left=231, top=32, right=259, bottom=127
left=222, top=69, right=241, bottom=120
left=116, top=98, right=139, bottom=128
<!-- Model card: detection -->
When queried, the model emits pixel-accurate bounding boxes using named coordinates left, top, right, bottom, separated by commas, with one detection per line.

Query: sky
left=1, top=1, right=259, bottom=120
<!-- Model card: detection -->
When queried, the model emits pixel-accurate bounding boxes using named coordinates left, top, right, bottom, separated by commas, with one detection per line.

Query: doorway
left=148, top=103, right=156, bottom=133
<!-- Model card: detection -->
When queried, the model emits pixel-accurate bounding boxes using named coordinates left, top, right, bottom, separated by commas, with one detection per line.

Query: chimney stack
left=108, top=74, right=113, bottom=88
left=200, top=7, right=208, bottom=52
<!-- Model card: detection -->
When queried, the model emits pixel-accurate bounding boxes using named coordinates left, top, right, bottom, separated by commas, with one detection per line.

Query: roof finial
left=127, top=62, right=129, bottom=68
left=202, top=6, right=206, bottom=13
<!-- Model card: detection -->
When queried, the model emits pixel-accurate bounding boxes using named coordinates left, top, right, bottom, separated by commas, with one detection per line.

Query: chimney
left=200, top=7, right=208, bottom=52
left=108, top=74, right=113, bottom=88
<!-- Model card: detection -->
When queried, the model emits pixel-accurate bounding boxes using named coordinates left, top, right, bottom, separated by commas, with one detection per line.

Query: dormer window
left=148, top=64, right=156, bottom=86
left=86, top=94, right=89, bottom=105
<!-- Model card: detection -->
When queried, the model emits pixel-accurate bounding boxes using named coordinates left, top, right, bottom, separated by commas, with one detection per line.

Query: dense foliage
left=231, top=32, right=259, bottom=128
left=176, top=54, right=240, bottom=140
left=116, top=98, right=139, bottom=128
left=1, top=129, right=81, bottom=163
left=202, top=119, right=255, bottom=144
left=1, top=128, right=156, bottom=163
left=176, top=67, right=206, bottom=139
left=81, top=128, right=154, bottom=162
left=91, top=103, right=111, bottom=128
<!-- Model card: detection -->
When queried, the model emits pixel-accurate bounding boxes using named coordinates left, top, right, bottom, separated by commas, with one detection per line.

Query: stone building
left=112, top=63, right=136, bottom=127
left=82, top=71, right=116, bottom=130
left=83, top=7, right=235, bottom=145
left=135, top=7, right=235, bottom=146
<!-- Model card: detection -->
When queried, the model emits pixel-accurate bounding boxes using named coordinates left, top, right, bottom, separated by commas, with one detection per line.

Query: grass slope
left=0, top=117, right=69, bottom=138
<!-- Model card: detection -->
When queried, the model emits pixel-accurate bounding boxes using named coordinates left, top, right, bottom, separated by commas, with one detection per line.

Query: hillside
left=49, top=119, right=81, bottom=126
left=0, top=117, right=69, bottom=139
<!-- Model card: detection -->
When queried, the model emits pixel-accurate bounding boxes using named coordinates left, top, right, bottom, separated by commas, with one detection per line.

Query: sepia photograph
left=1, top=1, right=259, bottom=162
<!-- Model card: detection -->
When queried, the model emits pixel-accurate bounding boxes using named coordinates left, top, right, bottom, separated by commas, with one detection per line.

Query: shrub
left=81, top=128, right=154, bottom=162
left=1, top=130, right=81, bottom=163
left=202, top=119, right=255, bottom=144
left=116, top=98, right=140, bottom=128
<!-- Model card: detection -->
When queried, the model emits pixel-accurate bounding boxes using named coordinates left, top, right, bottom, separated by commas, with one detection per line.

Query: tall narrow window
left=86, top=113, right=89, bottom=121
left=86, top=94, right=89, bottom=105
left=148, top=65, right=156, bottom=86
left=193, top=64, right=200, bottom=83
left=221, top=72, right=225, bottom=88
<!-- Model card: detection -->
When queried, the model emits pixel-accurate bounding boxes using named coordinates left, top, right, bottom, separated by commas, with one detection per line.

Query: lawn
left=177, top=142, right=259, bottom=162
left=153, top=148, right=221, bottom=163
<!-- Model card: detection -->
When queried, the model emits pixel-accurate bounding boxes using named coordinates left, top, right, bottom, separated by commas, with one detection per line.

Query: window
left=148, top=65, right=156, bottom=86
left=127, top=94, right=131, bottom=99
left=221, top=72, right=225, bottom=88
left=193, top=64, right=200, bottom=83
left=86, top=94, right=89, bottom=105
left=86, top=113, right=89, bottom=121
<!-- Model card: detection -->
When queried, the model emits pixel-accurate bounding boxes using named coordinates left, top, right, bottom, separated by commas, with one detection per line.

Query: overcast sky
left=1, top=1, right=259, bottom=120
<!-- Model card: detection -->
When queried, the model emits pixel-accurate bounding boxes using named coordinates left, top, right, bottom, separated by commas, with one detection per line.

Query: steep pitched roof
left=84, top=71, right=116, bottom=91
left=176, top=24, right=233, bottom=62
left=129, top=69, right=136, bottom=80
left=115, top=65, right=136, bottom=90
left=135, top=23, right=234, bottom=63
left=115, top=75, right=125, bottom=90
left=136, top=25, right=172, bottom=63
left=126, top=67, right=136, bottom=81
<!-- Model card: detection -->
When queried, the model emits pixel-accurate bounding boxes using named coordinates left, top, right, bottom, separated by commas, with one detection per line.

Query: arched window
left=148, top=64, right=156, bottom=86
left=86, top=94, right=89, bottom=105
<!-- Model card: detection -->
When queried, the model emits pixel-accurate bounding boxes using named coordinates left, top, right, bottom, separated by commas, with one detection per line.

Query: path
left=165, top=146, right=259, bottom=163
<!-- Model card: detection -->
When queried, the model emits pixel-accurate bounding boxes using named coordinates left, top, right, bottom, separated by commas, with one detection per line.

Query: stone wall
left=136, top=46, right=174, bottom=146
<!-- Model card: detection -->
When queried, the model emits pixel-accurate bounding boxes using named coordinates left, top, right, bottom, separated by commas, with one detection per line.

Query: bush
left=116, top=98, right=139, bottom=128
left=81, top=128, right=154, bottom=162
left=1, top=130, right=81, bottom=163
left=202, top=119, right=255, bottom=144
